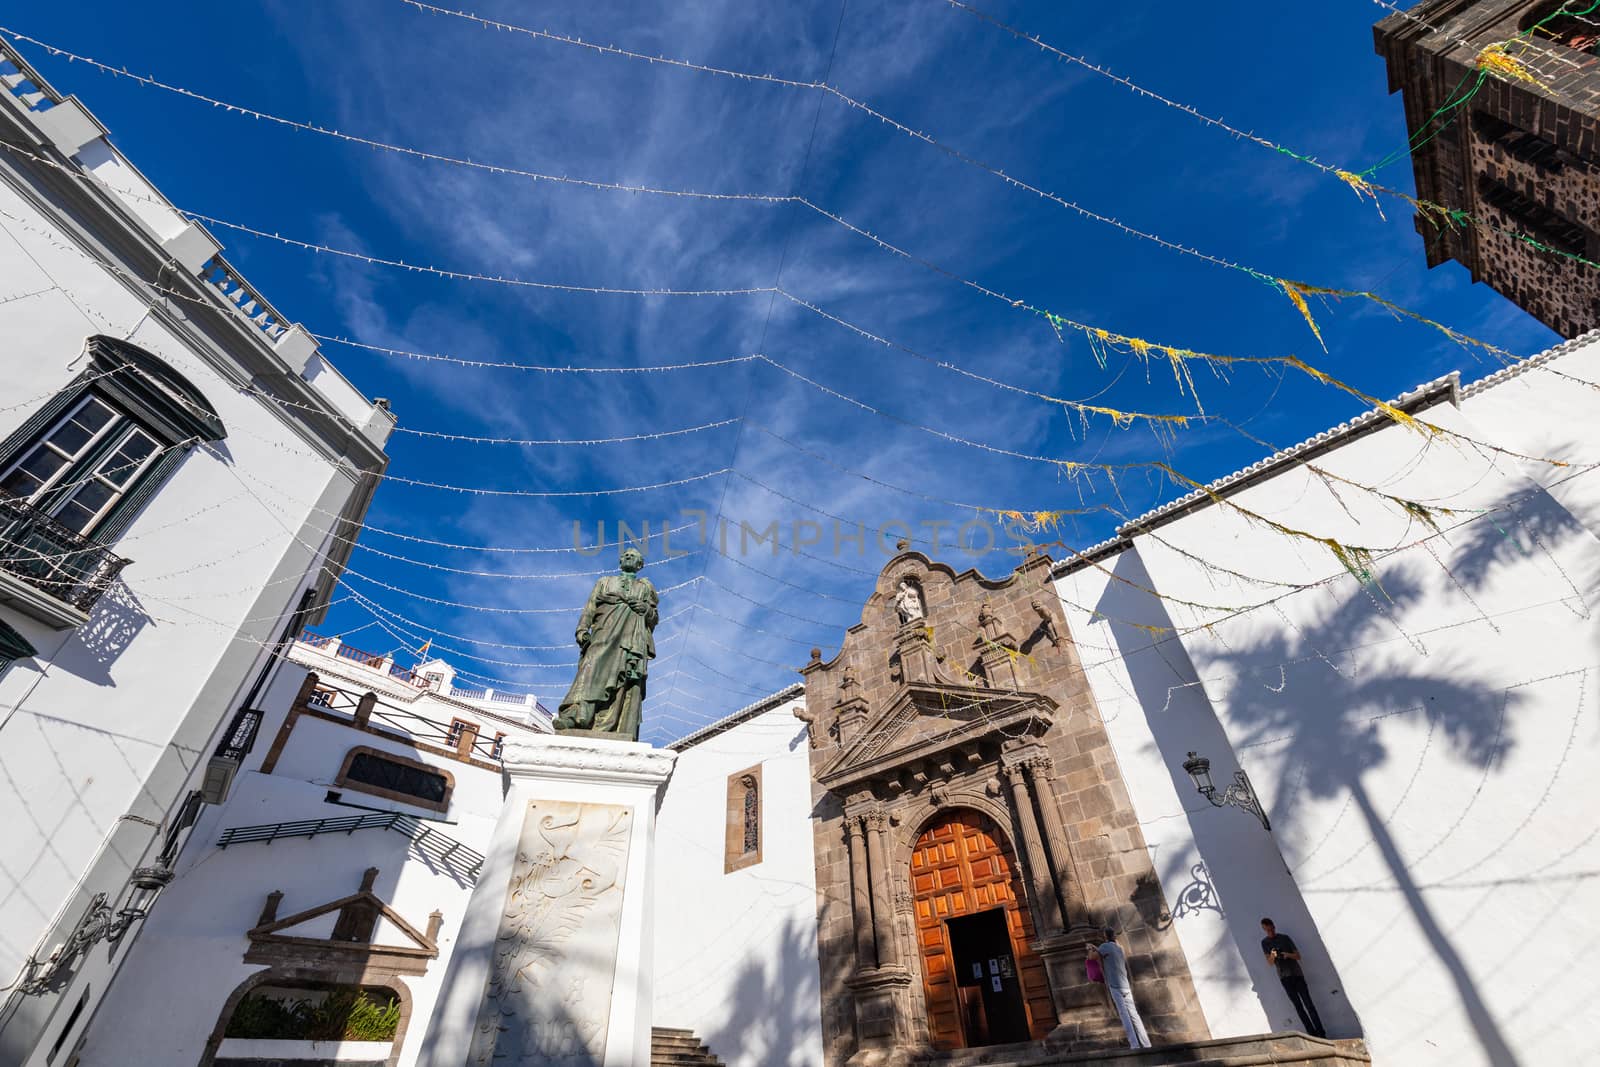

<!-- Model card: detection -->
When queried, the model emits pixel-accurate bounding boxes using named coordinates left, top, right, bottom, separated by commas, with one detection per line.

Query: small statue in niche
left=894, top=578, right=925, bottom=624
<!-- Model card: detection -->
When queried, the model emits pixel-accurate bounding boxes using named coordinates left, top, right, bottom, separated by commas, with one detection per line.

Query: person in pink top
left=1096, top=927, right=1151, bottom=1049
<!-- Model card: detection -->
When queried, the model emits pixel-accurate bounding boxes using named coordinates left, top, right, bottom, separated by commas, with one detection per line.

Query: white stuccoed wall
left=77, top=662, right=506, bottom=1067
left=652, top=699, right=825, bottom=1067
left=1054, top=336, right=1600, bottom=1067
left=0, top=164, right=364, bottom=1005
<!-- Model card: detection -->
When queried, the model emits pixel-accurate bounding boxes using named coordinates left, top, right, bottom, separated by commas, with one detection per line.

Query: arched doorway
left=910, top=809, right=1053, bottom=1050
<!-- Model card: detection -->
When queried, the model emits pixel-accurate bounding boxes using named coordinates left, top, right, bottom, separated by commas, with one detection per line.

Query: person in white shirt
left=1096, top=927, right=1151, bottom=1049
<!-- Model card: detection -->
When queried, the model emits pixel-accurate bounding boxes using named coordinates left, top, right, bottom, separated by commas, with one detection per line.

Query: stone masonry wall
left=1377, top=0, right=1600, bottom=337
left=801, top=551, right=1208, bottom=1065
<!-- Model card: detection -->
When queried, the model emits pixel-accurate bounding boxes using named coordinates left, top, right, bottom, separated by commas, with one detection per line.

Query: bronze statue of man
left=555, top=545, right=658, bottom=741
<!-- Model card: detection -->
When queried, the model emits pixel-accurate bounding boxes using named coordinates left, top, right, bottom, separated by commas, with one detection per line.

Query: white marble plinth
left=416, top=734, right=677, bottom=1067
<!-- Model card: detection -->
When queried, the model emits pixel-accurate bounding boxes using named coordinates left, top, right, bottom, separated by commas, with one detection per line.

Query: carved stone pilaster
left=976, top=631, right=1023, bottom=690
left=1023, top=753, right=1094, bottom=933
left=1002, top=761, right=1066, bottom=939
left=837, top=696, right=872, bottom=748
left=862, top=807, right=899, bottom=969
left=892, top=621, right=941, bottom=685
left=844, top=965, right=915, bottom=1067
left=845, top=815, right=876, bottom=971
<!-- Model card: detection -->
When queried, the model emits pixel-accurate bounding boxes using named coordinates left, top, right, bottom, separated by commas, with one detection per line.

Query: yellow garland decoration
left=1280, top=281, right=1328, bottom=352
left=1336, top=170, right=1386, bottom=220
left=1477, top=44, right=1538, bottom=83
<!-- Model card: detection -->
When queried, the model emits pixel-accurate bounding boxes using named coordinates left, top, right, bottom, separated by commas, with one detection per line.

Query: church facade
left=796, top=552, right=1207, bottom=1061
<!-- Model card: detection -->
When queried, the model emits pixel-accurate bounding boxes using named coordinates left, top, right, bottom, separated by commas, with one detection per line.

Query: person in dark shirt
left=1260, top=918, right=1326, bottom=1038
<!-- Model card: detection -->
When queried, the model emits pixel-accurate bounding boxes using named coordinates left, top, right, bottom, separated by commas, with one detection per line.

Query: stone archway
left=910, top=808, right=1054, bottom=1050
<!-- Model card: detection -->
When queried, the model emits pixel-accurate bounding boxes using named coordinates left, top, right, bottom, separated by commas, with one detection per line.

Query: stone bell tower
left=1375, top=0, right=1600, bottom=337
left=797, top=550, right=1208, bottom=1065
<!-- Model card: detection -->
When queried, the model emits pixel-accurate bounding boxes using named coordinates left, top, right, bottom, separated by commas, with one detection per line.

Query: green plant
left=223, top=988, right=400, bottom=1042
left=345, top=993, right=402, bottom=1040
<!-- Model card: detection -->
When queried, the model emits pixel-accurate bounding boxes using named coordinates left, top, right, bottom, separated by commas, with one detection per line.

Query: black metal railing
left=0, top=489, right=130, bottom=614
left=216, top=812, right=484, bottom=882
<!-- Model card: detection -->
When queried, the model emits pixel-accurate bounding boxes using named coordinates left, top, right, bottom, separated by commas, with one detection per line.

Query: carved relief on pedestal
left=467, top=800, right=633, bottom=1065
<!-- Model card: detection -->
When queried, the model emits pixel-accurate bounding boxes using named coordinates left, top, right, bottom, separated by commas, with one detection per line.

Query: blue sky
left=9, top=0, right=1562, bottom=742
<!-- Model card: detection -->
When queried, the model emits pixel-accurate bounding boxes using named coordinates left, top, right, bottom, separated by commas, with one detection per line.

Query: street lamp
left=1181, top=751, right=1271, bottom=832
left=17, top=865, right=174, bottom=995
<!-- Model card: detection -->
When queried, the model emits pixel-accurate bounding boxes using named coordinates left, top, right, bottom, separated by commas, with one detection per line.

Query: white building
left=628, top=332, right=1600, bottom=1067
left=0, top=41, right=392, bottom=1066
left=77, top=642, right=550, bottom=1067
left=288, top=629, right=551, bottom=738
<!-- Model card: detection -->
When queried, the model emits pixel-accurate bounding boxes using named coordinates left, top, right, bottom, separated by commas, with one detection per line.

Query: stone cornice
left=0, top=59, right=389, bottom=475
left=817, top=681, right=1055, bottom=793
left=502, top=735, right=677, bottom=787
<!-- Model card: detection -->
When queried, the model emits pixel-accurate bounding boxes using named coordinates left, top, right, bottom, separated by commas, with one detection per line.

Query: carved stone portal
left=801, top=550, right=1210, bottom=1065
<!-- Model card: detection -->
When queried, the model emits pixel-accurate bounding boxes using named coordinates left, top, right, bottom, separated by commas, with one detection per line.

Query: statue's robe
left=555, top=572, right=658, bottom=741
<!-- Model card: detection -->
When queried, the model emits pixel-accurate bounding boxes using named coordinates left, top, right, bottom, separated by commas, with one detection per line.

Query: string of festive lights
left=0, top=26, right=1535, bottom=348
left=6, top=81, right=1593, bottom=735
left=948, top=1, right=1600, bottom=273
left=1, top=138, right=1554, bottom=455
left=389, top=416, right=738, bottom=447
left=12, top=192, right=1588, bottom=663
left=377, top=0, right=1600, bottom=283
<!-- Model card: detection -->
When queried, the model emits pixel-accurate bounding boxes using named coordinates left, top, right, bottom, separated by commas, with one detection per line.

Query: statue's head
left=619, top=546, right=645, bottom=573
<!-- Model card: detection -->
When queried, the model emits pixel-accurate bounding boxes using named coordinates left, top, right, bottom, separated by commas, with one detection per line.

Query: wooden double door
left=909, top=809, right=1054, bottom=1049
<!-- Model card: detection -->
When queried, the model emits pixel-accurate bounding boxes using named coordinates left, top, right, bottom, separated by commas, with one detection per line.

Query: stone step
left=916, top=1031, right=1369, bottom=1067
left=650, top=1025, right=725, bottom=1067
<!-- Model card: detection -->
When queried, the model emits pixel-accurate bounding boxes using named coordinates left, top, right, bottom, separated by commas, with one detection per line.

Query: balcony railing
left=0, top=489, right=130, bottom=615
left=216, top=812, right=484, bottom=883
left=295, top=675, right=505, bottom=763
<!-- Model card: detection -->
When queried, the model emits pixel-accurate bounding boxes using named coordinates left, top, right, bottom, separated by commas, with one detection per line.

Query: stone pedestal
left=1037, top=934, right=1127, bottom=1047
left=415, top=734, right=676, bottom=1067
left=844, top=966, right=916, bottom=1067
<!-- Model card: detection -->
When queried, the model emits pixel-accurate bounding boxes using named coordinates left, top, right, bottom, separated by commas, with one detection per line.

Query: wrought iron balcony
left=0, top=488, right=130, bottom=619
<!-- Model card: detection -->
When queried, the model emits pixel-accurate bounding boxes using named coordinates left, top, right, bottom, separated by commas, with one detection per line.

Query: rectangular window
left=48, top=425, right=161, bottom=536
left=0, top=393, right=167, bottom=540
left=0, top=395, right=117, bottom=501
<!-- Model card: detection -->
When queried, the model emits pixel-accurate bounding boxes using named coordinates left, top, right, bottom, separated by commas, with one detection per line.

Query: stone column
left=846, top=813, right=877, bottom=970
left=1003, top=763, right=1065, bottom=938
left=1024, top=754, right=1092, bottom=930
left=863, top=807, right=899, bottom=969
left=1012, top=751, right=1119, bottom=1044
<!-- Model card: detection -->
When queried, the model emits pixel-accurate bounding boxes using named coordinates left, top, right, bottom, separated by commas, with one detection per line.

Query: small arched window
left=0, top=336, right=225, bottom=544
left=742, top=775, right=760, bottom=855
left=724, top=764, right=763, bottom=873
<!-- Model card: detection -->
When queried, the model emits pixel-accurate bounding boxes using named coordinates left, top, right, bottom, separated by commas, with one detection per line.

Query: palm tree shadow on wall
left=1209, top=564, right=1518, bottom=1063
left=713, top=917, right=823, bottom=1067
left=1165, top=484, right=1595, bottom=1067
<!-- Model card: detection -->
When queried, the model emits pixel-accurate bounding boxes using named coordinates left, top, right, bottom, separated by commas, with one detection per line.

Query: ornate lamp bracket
left=1182, top=751, right=1271, bottom=832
